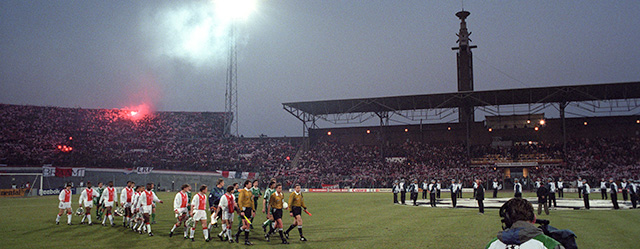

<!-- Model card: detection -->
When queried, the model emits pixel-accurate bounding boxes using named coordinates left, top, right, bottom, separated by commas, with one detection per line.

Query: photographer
left=485, top=198, right=564, bottom=249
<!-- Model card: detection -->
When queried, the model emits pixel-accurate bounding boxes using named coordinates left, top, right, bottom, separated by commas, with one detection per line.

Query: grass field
left=1, top=191, right=638, bottom=248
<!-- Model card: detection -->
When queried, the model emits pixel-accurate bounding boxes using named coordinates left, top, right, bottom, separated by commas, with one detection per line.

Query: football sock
left=219, top=224, right=227, bottom=236
left=268, top=225, right=275, bottom=235
left=184, top=225, right=188, bottom=237
left=279, top=229, right=285, bottom=240
left=81, top=215, right=86, bottom=223
left=146, top=223, right=151, bottom=234
left=87, top=214, right=92, bottom=224
left=190, top=228, right=195, bottom=238
left=203, top=227, right=209, bottom=240
left=298, top=225, right=303, bottom=237
left=108, top=214, right=113, bottom=225
left=226, top=227, right=232, bottom=240
left=286, top=224, right=295, bottom=233
left=244, top=231, right=249, bottom=241
left=56, top=214, right=61, bottom=223
left=171, top=224, right=177, bottom=232
left=67, top=213, right=72, bottom=224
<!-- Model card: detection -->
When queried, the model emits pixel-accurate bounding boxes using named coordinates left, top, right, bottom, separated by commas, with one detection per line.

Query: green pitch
left=0, top=192, right=638, bottom=248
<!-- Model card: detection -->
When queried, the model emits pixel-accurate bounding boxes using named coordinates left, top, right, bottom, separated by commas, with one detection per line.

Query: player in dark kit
left=285, top=184, right=308, bottom=241
left=268, top=183, right=289, bottom=244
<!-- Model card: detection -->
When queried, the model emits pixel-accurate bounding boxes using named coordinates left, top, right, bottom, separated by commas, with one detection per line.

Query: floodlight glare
left=214, top=0, right=257, bottom=21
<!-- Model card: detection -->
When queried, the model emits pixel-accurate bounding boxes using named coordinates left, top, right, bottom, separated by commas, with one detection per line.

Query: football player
left=285, top=184, right=308, bottom=241
left=136, top=183, right=163, bottom=236
left=120, top=181, right=135, bottom=227
left=100, top=181, right=118, bottom=226
left=56, top=183, right=74, bottom=225
left=78, top=181, right=98, bottom=225
left=189, top=185, right=210, bottom=242
left=268, top=183, right=289, bottom=244
left=217, top=185, right=238, bottom=243
left=170, top=184, right=191, bottom=239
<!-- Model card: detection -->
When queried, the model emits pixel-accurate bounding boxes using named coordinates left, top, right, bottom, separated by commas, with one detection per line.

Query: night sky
left=2, top=1, right=639, bottom=137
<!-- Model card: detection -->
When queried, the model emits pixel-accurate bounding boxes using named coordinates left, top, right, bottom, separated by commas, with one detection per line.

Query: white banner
left=43, top=166, right=56, bottom=177
left=136, top=167, right=153, bottom=174
left=72, top=168, right=85, bottom=177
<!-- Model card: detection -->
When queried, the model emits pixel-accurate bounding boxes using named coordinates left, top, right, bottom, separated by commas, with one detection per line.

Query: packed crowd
left=2, top=104, right=639, bottom=189
left=0, top=104, right=297, bottom=173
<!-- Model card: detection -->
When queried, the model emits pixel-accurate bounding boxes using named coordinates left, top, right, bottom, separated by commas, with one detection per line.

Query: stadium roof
left=283, top=81, right=640, bottom=116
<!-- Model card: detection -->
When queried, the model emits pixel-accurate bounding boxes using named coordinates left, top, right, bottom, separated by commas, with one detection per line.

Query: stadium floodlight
left=214, top=0, right=257, bottom=21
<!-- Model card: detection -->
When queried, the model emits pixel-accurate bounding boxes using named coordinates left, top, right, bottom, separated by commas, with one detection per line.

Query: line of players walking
left=391, top=177, right=640, bottom=211
left=55, top=178, right=310, bottom=245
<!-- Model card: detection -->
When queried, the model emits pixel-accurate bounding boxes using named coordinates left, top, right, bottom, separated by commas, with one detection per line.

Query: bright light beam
left=214, top=0, right=257, bottom=21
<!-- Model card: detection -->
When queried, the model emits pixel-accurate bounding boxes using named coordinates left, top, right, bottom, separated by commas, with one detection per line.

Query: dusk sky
left=2, top=1, right=639, bottom=137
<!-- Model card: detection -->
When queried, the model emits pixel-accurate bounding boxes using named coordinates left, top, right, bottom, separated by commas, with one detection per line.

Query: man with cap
left=492, top=178, right=500, bottom=198
left=577, top=177, right=583, bottom=199
left=428, top=179, right=437, bottom=207
left=513, top=178, right=522, bottom=198
left=408, top=179, right=419, bottom=206
left=399, top=178, right=407, bottom=205
left=392, top=180, right=400, bottom=204
left=609, top=178, right=619, bottom=210
left=421, top=179, right=429, bottom=200
left=600, top=178, right=608, bottom=200
left=621, top=178, right=628, bottom=203
left=582, top=179, right=591, bottom=210
left=547, top=178, right=557, bottom=208
left=449, top=179, right=458, bottom=208
left=557, top=178, right=564, bottom=198
left=627, top=179, right=638, bottom=208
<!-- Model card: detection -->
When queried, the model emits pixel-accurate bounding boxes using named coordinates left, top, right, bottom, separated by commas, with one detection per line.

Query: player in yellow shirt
left=235, top=180, right=255, bottom=245
left=268, top=183, right=289, bottom=244
left=285, top=184, right=308, bottom=241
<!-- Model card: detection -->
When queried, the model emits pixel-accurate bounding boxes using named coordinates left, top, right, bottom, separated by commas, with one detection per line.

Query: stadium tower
left=451, top=10, right=477, bottom=155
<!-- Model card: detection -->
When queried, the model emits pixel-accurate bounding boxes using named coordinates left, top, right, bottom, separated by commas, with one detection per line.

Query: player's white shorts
left=122, top=202, right=132, bottom=208
left=192, top=210, right=207, bottom=221
left=83, top=202, right=94, bottom=208
left=103, top=201, right=114, bottom=207
left=175, top=207, right=188, bottom=215
left=221, top=211, right=234, bottom=221
left=59, top=202, right=71, bottom=209
left=141, top=205, right=153, bottom=214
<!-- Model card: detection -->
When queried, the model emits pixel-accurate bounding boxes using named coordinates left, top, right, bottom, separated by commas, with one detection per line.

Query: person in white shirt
left=436, top=180, right=442, bottom=199
left=513, top=179, right=522, bottom=198
left=79, top=181, right=99, bottom=225
left=557, top=178, right=564, bottom=198
left=217, top=185, right=238, bottom=243
left=56, top=184, right=74, bottom=225
left=189, top=185, right=210, bottom=242
left=120, top=181, right=135, bottom=227
left=577, top=177, right=583, bottom=198
left=600, top=178, right=608, bottom=200
left=100, top=181, right=118, bottom=226
left=135, top=183, right=163, bottom=236
left=582, top=179, right=591, bottom=210
left=421, top=180, right=429, bottom=200
left=492, top=179, right=500, bottom=198
left=547, top=178, right=557, bottom=208
left=131, top=185, right=144, bottom=232
left=170, top=184, right=191, bottom=239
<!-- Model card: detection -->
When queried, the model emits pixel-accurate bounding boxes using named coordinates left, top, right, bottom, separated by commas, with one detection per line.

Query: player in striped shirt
left=189, top=185, right=210, bottom=242
left=170, top=184, right=191, bottom=239
left=79, top=181, right=98, bottom=225
left=55, top=183, right=74, bottom=225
